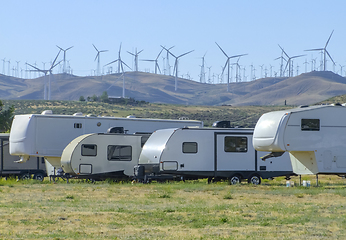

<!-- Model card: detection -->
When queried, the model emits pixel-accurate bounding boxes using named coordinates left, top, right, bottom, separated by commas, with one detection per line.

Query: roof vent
left=73, top=112, right=83, bottom=116
left=41, top=110, right=53, bottom=115
left=299, top=105, right=309, bottom=108
left=127, top=115, right=136, bottom=118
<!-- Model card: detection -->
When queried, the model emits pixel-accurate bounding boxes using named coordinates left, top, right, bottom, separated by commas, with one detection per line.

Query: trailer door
left=215, top=133, right=256, bottom=172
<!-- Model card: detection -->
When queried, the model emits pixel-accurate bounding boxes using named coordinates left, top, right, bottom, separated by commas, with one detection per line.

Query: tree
left=91, top=94, right=98, bottom=102
left=0, top=100, right=14, bottom=132
left=79, top=96, right=86, bottom=101
left=100, top=91, right=109, bottom=103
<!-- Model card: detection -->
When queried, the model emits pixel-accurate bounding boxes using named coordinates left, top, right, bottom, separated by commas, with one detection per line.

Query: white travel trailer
left=135, top=127, right=294, bottom=184
left=61, top=132, right=150, bottom=180
left=9, top=110, right=203, bottom=173
left=0, top=134, right=46, bottom=180
left=253, top=104, right=346, bottom=175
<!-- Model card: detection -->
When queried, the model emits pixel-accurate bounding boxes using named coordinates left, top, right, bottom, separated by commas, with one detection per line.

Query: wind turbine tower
left=56, top=45, right=73, bottom=74
left=199, top=53, right=206, bottom=83
left=305, top=30, right=335, bottom=71
left=93, top=44, right=108, bottom=76
left=161, top=46, right=194, bottom=91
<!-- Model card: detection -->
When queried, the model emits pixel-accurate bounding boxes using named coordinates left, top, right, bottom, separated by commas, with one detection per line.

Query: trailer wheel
left=248, top=174, right=261, bottom=185
left=229, top=175, right=241, bottom=185
left=33, top=173, right=45, bottom=181
left=20, top=173, right=31, bottom=180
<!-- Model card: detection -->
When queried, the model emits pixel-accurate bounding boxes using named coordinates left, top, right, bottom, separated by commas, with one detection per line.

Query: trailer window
left=224, top=137, right=247, bottom=152
left=107, top=145, right=132, bottom=161
left=301, top=119, right=320, bottom=131
left=74, top=123, right=82, bottom=128
left=81, top=144, right=97, bottom=156
left=182, top=142, right=198, bottom=153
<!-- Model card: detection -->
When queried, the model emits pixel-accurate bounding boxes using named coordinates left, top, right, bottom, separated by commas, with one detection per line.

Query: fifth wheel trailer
left=253, top=104, right=346, bottom=175
left=135, top=127, right=294, bottom=184
left=61, top=132, right=150, bottom=180
left=9, top=110, right=203, bottom=172
left=0, top=133, right=46, bottom=180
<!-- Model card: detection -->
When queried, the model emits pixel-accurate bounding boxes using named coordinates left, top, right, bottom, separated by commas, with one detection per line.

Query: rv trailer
left=61, top=132, right=150, bottom=180
left=253, top=104, right=346, bottom=175
left=9, top=111, right=203, bottom=172
left=0, top=134, right=46, bottom=180
left=135, top=127, right=294, bottom=184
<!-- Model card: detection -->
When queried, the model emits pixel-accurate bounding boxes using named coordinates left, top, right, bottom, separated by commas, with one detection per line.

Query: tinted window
left=107, top=145, right=132, bottom=161
left=224, top=137, right=247, bottom=152
left=81, top=144, right=97, bottom=156
left=182, top=142, right=198, bottom=153
left=301, top=119, right=320, bottom=131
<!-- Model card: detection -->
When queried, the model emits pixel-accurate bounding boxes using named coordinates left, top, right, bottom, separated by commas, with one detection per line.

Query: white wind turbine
left=161, top=46, right=194, bottom=91
left=305, top=30, right=335, bottom=71
left=105, top=47, right=131, bottom=98
left=141, top=48, right=163, bottom=74
left=127, top=48, right=143, bottom=72
left=278, top=45, right=305, bottom=77
left=215, top=42, right=247, bottom=92
left=93, top=44, right=108, bottom=76
left=56, top=45, right=73, bottom=74
left=26, top=50, right=61, bottom=100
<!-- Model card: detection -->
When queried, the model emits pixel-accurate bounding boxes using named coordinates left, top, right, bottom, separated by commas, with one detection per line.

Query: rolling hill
left=1, top=71, right=346, bottom=106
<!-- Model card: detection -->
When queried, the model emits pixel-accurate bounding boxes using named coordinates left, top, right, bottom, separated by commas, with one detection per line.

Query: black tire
left=20, top=173, right=31, bottom=180
left=248, top=174, right=261, bottom=185
left=33, top=173, right=45, bottom=181
left=229, top=174, right=241, bottom=185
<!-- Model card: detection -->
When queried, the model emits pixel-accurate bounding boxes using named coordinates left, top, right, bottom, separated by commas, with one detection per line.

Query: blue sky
left=1, top=0, right=345, bottom=82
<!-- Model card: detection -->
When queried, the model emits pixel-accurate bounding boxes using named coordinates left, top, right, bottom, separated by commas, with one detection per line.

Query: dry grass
left=0, top=175, right=346, bottom=239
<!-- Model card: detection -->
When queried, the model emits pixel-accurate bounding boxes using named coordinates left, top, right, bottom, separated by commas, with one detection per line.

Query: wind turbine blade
left=291, top=54, right=306, bottom=59
left=56, top=45, right=63, bottom=51
left=283, top=61, right=289, bottom=73
left=104, top=59, right=119, bottom=67
left=26, top=63, right=41, bottom=71
left=92, top=44, right=98, bottom=52
left=305, top=48, right=324, bottom=52
left=278, top=44, right=289, bottom=58
left=326, top=50, right=336, bottom=65
left=127, top=51, right=135, bottom=56
left=138, top=49, right=144, bottom=54
left=66, top=46, right=74, bottom=51
left=94, top=52, right=99, bottom=61
left=121, top=60, right=132, bottom=70
left=215, top=42, right=228, bottom=57
left=178, top=50, right=194, bottom=58
left=325, top=30, right=334, bottom=48
left=229, top=53, right=248, bottom=59
left=156, top=48, right=164, bottom=59
left=51, top=60, right=62, bottom=70
left=141, top=59, right=155, bottom=62
left=156, top=63, right=161, bottom=74
left=100, top=50, right=108, bottom=53
left=51, top=50, right=61, bottom=68
left=221, top=61, right=228, bottom=75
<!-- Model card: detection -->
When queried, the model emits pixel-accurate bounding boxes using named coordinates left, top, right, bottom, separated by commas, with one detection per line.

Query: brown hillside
left=0, top=71, right=346, bottom=106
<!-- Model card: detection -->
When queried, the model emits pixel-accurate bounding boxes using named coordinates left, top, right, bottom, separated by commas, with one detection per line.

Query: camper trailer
left=135, top=127, right=294, bottom=184
left=61, top=132, right=150, bottom=180
left=9, top=111, right=203, bottom=171
left=253, top=104, right=346, bottom=175
left=0, top=134, right=46, bottom=180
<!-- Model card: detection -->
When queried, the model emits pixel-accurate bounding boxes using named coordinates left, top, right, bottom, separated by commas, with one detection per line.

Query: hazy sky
left=1, top=0, right=345, bottom=83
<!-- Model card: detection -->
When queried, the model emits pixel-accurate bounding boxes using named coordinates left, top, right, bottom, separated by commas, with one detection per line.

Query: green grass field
left=1, top=175, right=346, bottom=239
